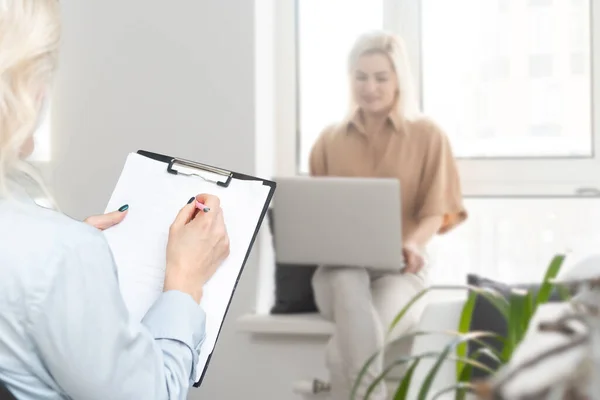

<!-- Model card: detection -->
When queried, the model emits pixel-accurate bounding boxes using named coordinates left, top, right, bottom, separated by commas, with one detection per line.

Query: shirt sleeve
left=26, top=229, right=205, bottom=400
left=416, top=121, right=467, bottom=234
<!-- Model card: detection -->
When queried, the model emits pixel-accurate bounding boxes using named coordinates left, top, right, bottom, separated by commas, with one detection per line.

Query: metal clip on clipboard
left=167, top=157, right=233, bottom=188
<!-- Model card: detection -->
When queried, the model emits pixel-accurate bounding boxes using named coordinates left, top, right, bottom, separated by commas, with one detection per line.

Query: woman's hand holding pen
left=164, top=194, right=231, bottom=304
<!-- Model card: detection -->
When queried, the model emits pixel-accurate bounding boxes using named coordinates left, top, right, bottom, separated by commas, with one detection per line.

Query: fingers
left=172, top=194, right=223, bottom=231
left=403, top=247, right=425, bottom=274
left=85, top=209, right=128, bottom=231
left=404, top=263, right=421, bottom=274
left=171, top=198, right=198, bottom=230
left=189, top=194, right=222, bottom=227
left=195, top=194, right=221, bottom=210
left=404, top=264, right=420, bottom=274
left=403, top=255, right=418, bottom=274
left=170, top=193, right=225, bottom=236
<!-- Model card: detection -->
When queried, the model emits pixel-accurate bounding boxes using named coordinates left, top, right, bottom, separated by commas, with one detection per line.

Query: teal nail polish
left=118, top=204, right=129, bottom=212
left=187, top=197, right=195, bottom=204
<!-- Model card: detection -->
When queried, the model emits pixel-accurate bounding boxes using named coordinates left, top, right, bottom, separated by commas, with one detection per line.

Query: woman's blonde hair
left=0, top=0, right=60, bottom=199
left=347, top=30, right=420, bottom=120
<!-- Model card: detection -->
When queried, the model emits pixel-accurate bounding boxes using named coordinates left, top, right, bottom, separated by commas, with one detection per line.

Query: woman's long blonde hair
left=347, top=30, right=420, bottom=120
left=0, top=0, right=60, bottom=198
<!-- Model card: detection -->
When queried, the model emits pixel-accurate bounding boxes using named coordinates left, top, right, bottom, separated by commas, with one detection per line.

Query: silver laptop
left=272, top=176, right=403, bottom=271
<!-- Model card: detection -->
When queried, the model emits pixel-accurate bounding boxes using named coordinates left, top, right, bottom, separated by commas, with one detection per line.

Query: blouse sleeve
left=416, top=121, right=467, bottom=234
left=26, top=229, right=205, bottom=400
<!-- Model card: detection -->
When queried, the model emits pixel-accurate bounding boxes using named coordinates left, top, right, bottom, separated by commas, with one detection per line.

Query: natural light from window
left=297, top=0, right=383, bottom=173
left=297, top=0, right=593, bottom=170
left=421, top=0, right=592, bottom=158
left=291, top=0, right=600, bottom=284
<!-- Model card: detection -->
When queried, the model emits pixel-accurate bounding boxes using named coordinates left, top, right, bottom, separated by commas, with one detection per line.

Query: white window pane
left=297, top=0, right=383, bottom=173
left=421, top=0, right=592, bottom=158
left=429, top=197, right=600, bottom=285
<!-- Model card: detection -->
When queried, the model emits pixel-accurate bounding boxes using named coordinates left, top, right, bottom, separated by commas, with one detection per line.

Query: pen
left=195, top=201, right=210, bottom=213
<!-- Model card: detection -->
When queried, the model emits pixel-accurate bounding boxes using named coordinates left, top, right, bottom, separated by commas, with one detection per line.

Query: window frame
left=275, top=0, right=600, bottom=196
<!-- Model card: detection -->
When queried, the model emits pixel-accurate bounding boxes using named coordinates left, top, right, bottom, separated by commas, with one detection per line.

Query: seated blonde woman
left=309, top=31, right=467, bottom=400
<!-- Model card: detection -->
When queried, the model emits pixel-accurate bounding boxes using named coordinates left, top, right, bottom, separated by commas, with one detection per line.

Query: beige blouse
left=309, top=110, right=467, bottom=239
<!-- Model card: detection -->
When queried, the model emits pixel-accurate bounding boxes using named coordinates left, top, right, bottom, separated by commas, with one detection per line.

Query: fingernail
left=187, top=197, right=195, bottom=204
left=118, top=204, right=129, bottom=212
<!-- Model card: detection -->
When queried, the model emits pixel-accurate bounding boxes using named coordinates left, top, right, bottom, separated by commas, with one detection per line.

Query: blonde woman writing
left=309, top=31, right=467, bottom=399
left=0, top=1, right=229, bottom=399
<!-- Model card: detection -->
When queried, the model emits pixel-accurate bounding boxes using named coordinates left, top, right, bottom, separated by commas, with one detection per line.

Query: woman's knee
left=314, top=266, right=369, bottom=291
left=312, top=267, right=371, bottom=317
left=372, top=274, right=429, bottom=336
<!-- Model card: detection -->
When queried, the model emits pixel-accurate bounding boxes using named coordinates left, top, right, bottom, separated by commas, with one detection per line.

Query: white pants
left=312, top=266, right=428, bottom=400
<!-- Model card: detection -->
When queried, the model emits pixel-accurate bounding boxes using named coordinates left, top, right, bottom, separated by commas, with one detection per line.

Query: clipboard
left=106, top=150, right=276, bottom=387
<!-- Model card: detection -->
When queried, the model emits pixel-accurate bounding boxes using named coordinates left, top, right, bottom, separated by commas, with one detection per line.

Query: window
left=296, top=0, right=383, bottom=173
left=269, top=0, right=600, bottom=295
left=289, top=0, right=600, bottom=195
left=428, top=196, right=600, bottom=285
left=421, top=0, right=592, bottom=159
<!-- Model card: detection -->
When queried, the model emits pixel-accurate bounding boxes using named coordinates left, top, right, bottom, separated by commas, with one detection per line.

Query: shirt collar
left=345, top=108, right=408, bottom=137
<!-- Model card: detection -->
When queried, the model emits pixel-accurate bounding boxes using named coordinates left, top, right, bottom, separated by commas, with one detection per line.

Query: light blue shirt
left=0, top=188, right=206, bottom=399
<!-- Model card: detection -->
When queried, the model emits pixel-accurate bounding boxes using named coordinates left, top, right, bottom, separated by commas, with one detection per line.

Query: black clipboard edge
left=135, top=150, right=276, bottom=387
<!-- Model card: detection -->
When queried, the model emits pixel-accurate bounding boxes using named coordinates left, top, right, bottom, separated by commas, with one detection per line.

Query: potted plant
left=351, top=254, right=568, bottom=400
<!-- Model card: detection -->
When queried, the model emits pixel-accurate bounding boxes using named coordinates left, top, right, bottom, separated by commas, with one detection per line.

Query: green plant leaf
left=351, top=330, right=456, bottom=399
left=386, top=285, right=509, bottom=342
left=418, top=332, right=496, bottom=400
left=455, top=347, right=503, bottom=400
left=456, top=363, right=473, bottom=400
left=355, top=284, right=508, bottom=399
left=468, top=347, right=503, bottom=372
left=359, top=351, right=439, bottom=400
left=430, top=382, right=476, bottom=400
left=393, top=359, right=420, bottom=400
left=351, top=350, right=380, bottom=400
left=510, top=290, right=525, bottom=347
left=522, top=291, right=534, bottom=336
left=456, top=291, right=477, bottom=381
left=362, top=351, right=495, bottom=400
left=386, top=287, right=431, bottom=337
left=351, top=330, right=502, bottom=400
left=355, top=256, right=567, bottom=399
left=350, top=331, right=438, bottom=399
left=557, top=284, right=572, bottom=301
left=534, top=254, right=566, bottom=311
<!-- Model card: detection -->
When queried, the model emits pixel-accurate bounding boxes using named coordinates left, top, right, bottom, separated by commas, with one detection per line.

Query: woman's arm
left=406, top=215, right=444, bottom=249
left=402, top=215, right=443, bottom=274
left=27, top=229, right=203, bottom=400
left=415, top=120, right=467, bottom=234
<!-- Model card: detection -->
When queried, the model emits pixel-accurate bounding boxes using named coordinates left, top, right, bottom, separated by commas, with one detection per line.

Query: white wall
left=49, top=0, right=254, bottom=217
left=43, top=1, right=325, bottom=399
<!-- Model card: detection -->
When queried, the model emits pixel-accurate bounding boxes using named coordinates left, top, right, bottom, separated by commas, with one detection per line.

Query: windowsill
left=237, top=313, right=333, bottom=336
left=236, top=295, right=465, bottom=337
